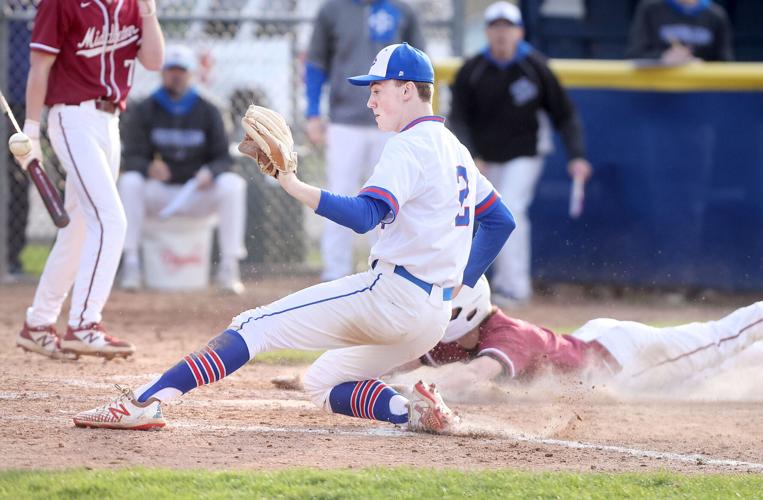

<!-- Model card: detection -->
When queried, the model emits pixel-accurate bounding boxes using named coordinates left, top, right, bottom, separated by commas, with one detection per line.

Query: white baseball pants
left=228, top=262, right=450, bottom=410
left=320, top=124, right=391, bottom=281
left=572, top=302, right=763, bottom=389
left=118, top=171, right=247, bottom=261
left=485, top=156, right=545, bottom=301
left=26, top=102, right=126, bottom=328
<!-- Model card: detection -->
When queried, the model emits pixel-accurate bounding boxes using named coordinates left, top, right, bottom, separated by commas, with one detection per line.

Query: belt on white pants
left=372, top=260, right=453, bottom=301
left=58, top=98, right=119, bottom=115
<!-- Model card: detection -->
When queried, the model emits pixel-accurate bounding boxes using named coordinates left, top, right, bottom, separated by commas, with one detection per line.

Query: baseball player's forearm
left=558, top=114, right=586, bottom=161
left=137, top=10, right=165, bottom=71
left=24, top=52, right=55, bottom=123
left=277, top=172, right=321, bottom=209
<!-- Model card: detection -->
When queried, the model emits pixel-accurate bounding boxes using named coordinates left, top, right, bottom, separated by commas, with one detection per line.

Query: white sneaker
left=407, top=380, right=460, bottom=434
left=73, top=385, right=166, bottom=430
left=119, top=260, right=142, bottom=291
left=61, top=323, right=135, bottom=360
left=216, top=260, right=245, bottom=295
left=16, top=323, right=77, bottom=360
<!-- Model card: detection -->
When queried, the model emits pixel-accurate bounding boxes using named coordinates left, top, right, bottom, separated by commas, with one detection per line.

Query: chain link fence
left=0, top=0, right=462, bottom=283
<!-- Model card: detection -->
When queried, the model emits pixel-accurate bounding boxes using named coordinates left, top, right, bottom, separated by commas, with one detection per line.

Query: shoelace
left=114, top=384, right=135, bottom=400
left=91, top=384, right=135, bottom=413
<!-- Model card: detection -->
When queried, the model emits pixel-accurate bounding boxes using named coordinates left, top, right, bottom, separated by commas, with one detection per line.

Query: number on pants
left=455, top=165, right=470, bottom=226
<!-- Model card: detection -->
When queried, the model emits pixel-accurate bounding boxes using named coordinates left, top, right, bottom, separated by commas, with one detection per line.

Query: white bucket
left=142, top=216, right=217, bottom=291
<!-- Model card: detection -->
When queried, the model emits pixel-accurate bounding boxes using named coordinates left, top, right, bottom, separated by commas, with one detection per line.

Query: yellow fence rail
left=433, top=59, right=763, bottom=107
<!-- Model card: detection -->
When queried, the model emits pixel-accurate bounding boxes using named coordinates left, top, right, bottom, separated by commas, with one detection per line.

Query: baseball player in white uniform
left=73, top=43, right=516, bottom=434
left=14, top=0, right=164, bottom=360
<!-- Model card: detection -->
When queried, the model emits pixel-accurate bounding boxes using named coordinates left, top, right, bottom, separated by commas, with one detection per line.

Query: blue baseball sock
left=328, top=380, right=409, bottom=424
left=136, top=329, right=250, bottom=403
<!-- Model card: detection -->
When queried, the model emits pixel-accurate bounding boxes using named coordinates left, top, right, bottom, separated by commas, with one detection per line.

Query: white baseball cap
left=484, top=1, right=523, bottom=26
left=163, top=45, right=197, bottom=71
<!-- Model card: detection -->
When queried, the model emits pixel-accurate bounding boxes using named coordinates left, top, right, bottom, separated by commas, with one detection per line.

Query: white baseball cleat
left=407, top=380, right=460, bottom=434
left=16, top=323, right=77, bottom=360
left=73, top=385, right=166, bottom=430
left=61, top=323, right=135, bottom=360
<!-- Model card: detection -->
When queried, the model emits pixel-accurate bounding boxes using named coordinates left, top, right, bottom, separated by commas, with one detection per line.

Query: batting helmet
left=442, top=275, right=492, bottom=343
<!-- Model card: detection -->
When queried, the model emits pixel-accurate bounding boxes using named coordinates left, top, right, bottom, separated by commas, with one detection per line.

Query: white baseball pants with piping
left=228, top=262, right=450, bottom=410
left=26, top=102, right=126, bottom=329
left=572, top=302, right=763, bottom=389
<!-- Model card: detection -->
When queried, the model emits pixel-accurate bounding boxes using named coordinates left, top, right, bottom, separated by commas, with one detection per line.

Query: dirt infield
left=2, top=278, right=761, bottom=474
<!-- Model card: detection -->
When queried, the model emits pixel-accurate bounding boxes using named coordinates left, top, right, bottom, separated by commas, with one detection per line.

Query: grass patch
left=1, top=468, right=762, bottom=499
left=255, top=349, right=321, bottom=365
left=20, top=243, right=52, bottom=276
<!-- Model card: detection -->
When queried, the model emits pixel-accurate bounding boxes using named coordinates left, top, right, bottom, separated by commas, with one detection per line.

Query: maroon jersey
left=423, top=309, right=607, bottom=378
left=30, top=0, right=143, bottom=108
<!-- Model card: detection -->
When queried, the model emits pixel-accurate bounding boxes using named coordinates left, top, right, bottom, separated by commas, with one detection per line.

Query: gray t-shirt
left=307, top=0, right=425, bottom=126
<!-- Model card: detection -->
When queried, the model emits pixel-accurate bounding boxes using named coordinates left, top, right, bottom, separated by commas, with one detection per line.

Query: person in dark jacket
left=449, top=1, right=592, bottom=305
left=118, top=45, right=247, bottom=293
left=627, top=0, right=733, bottom=63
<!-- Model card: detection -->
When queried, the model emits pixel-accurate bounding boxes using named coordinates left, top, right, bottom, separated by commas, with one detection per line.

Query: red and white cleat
left=73, top=385, right=166, bottom=430
left=407, top=380, right=460, bottom=434
left=61, top=323, right=135, bottom=360
left=16, top=323, right=77, bottom=360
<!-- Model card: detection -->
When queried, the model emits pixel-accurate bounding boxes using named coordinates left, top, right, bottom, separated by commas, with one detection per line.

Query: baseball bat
left=1, top=92, right=70, bottom=228
left=569, top=173, right=585, bottom=219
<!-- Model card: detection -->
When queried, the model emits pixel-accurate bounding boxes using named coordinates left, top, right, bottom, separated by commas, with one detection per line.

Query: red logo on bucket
left=161, top=247, right=202, bottom=272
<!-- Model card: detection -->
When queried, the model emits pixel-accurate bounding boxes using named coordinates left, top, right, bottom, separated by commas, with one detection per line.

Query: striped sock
left=136, top=329, right=250, bottom=403
left=328, top=380, right=409, bottom=424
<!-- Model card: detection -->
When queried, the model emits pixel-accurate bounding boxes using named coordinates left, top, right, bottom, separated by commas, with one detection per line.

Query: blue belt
left=373, top=260, right=454, bottom=301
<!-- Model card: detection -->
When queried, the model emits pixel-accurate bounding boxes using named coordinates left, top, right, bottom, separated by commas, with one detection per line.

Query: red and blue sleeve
left=358, top=185, right=399, bottom=223
left=315, top=190, right=391, bottom=234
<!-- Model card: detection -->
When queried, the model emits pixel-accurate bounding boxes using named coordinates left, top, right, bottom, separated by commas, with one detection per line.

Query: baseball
left=8, top=132, right=32, bottom=157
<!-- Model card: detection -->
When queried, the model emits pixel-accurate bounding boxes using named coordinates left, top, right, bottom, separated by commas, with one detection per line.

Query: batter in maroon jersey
left=410, top=277, right=762, bottom=392
left=15, top=0, right=165, bottom=360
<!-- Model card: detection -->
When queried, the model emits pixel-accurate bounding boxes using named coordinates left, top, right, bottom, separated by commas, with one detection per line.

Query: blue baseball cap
left=348, top=43, right=434, bottom=86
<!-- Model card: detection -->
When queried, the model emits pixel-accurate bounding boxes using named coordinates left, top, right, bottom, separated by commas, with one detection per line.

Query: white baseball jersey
left=360, top=116, right=497, bottom=288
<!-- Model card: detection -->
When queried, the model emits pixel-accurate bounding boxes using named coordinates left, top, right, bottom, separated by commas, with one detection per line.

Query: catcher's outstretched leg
left=72, top=329, right=251, bottom=429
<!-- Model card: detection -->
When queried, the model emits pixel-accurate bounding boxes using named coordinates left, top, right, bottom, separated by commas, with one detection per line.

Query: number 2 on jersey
left=455, top=166, right=470, bottom=226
